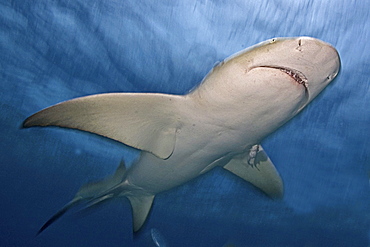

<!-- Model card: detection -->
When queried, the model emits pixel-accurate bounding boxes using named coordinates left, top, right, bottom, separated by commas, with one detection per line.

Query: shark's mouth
left=258, top=65, right=310, bottom=110
left=260, top=66, right=308, bottom=90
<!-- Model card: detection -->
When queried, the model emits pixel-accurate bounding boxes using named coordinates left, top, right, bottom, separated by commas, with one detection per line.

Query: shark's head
left=194, top=37, right=340, bottom=112
left=229, top=37, right=340, bottom=108
left=191, top=37, right=340, bottom=138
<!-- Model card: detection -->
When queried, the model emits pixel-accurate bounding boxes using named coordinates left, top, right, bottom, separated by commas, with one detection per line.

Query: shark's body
left=23, top=37, right=340, bottom=233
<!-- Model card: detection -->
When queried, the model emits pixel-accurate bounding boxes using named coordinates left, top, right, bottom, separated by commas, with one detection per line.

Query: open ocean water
left=0, top=0, right=369, bottom=246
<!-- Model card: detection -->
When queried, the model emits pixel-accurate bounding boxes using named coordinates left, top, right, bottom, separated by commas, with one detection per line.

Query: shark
left=23, top=37, right=340, bottom=234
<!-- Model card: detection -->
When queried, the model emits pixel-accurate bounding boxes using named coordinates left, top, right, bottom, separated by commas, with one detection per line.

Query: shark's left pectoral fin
left=224, top=145, right=283, bottom=199
left=23, top=93, right=185, bottom=159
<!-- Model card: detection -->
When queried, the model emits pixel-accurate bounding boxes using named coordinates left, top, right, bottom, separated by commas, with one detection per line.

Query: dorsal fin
left=76, top=160, right=126, bottom=198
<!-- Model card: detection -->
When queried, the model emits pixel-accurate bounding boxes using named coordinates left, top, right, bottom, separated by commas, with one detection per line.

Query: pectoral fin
left=224, top=145, right=283, bottom=198
left=23, top=93, right=184, bottom=159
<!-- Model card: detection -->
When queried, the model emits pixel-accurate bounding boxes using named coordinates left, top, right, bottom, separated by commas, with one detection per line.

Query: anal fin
left=127, top=194, right=155, bottom=232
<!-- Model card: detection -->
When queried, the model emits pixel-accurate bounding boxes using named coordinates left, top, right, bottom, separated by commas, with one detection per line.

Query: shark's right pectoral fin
left=223, top=145, right=284, bottom=199
left=23, top=93, right=185, bottom=159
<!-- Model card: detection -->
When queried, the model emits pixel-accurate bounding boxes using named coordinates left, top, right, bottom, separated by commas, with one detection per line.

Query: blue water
left=1, top=1, right=369, bottom=246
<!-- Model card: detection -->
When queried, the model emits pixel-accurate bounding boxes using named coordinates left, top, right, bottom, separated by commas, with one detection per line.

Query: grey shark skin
left=23, top=37, right=340, bottom=233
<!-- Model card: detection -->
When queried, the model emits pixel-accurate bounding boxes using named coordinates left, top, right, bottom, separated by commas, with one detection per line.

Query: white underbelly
left=124, top=128, right=253, bottom=194
left=124, top=151, right=221, bottom=194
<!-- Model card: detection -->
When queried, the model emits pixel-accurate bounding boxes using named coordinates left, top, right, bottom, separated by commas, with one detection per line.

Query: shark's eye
left=326, top=73, right=337, bottom=80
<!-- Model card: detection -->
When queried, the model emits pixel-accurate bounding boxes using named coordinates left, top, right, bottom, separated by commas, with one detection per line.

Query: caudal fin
left=37, top=197, right=83, bottom=235
left=37, top=160, right=156, bottom=234
left=37, top=160, right=126, bottom=235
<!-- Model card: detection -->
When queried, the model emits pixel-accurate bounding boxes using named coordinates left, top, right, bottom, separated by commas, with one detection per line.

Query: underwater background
left=0, top=0, right=369, bottom=246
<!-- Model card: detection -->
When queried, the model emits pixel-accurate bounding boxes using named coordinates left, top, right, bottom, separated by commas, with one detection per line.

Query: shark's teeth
left=260, top=66, right=308, bottom=88
left=278, top=67, right=308, bottom=87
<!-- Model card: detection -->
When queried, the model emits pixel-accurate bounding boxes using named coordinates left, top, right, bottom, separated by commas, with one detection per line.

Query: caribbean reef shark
left=23, top=37, right=340, bottom=233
